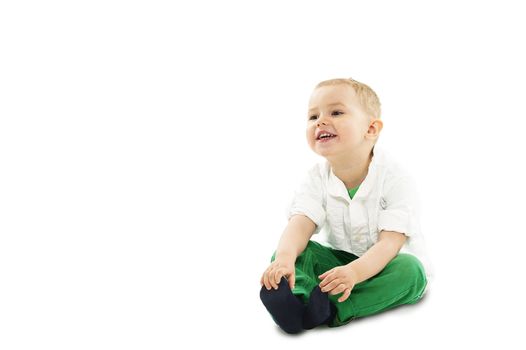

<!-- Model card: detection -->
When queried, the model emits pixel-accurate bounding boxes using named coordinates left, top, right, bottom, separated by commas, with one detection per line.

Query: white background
left=1, top=0, right=525, bottom=348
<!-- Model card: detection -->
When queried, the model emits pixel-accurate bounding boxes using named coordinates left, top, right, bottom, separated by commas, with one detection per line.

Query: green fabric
left=270, top=240, right=427, bottom=327
left=347, top=184, right=360, bottom=199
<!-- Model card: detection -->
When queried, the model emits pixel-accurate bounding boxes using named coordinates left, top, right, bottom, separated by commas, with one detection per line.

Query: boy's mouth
left=316, top=132, right=337, bottom=141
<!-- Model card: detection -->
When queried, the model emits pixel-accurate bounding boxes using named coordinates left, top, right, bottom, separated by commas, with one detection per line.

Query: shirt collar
left=327, top=145, right=381, bottom=204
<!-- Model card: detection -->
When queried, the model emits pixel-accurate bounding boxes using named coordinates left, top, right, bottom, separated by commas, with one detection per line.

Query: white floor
left=220, top=279, right=521, bottom=349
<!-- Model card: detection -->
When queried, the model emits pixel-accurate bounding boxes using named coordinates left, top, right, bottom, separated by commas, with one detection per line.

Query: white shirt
left=287, top=144, right=434, bottom=280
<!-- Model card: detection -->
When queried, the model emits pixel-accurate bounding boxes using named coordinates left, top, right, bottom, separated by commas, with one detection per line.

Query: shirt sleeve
left=286, top=164, right=326, bottom=235
left=377, top=175, right=421, bottom=237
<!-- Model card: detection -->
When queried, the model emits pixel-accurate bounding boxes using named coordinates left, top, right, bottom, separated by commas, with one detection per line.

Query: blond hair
left=315, top=78, right=381, bottom=120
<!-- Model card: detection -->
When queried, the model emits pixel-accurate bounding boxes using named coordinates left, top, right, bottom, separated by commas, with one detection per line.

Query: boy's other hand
left=260, top=258, right=296, bottom=291
left=318, top=265, right=358, bottom=303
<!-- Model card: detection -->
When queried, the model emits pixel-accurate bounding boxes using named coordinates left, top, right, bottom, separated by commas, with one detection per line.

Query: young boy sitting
left=259, top=78, right=430, bottom=334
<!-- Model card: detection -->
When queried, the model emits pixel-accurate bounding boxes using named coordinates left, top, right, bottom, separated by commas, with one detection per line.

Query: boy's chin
left=310, top=144, right=340, bottom=158
left=315, top=150, right=337, bottom=159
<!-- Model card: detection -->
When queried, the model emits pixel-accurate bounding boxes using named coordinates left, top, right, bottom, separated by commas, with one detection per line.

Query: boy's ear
left=367, top=119, right=383, bottom=137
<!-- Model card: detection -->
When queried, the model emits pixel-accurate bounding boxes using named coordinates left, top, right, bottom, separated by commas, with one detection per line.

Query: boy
left=259, top=78, right=430, bottom=334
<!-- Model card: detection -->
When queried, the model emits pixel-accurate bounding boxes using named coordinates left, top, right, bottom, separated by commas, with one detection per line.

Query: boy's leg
left=259, top=276, right=305, bottom=334
left=328, top=253, right=428, bottom=327
left=287, top=241, right=353, bottom=328
left=261, top=240, right=345, bottom=332
left=263, top=242, right=428, bottom=329
left=285, top=240, right=339, bottom=303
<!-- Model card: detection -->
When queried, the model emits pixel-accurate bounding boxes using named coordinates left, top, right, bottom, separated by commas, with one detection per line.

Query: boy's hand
left=318, top=265, right=358, bottom=303
left=260, top=258, right=296, bottom=291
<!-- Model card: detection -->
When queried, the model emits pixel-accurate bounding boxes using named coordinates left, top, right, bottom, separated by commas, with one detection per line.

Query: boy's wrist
left=346, top=263, right=362, bottom=284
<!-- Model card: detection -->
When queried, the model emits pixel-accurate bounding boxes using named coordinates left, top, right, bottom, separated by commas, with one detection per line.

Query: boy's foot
left=302, top=285, right=337, bottom=329
left=260, top=277, right=305, bottom=334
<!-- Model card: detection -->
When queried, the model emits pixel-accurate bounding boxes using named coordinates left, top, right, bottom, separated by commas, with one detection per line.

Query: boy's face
left=306, top=84, right=379, bottom=160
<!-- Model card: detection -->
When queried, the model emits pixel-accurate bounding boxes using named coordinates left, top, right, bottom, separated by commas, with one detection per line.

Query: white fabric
left=286, top=144, right=434, bottom=280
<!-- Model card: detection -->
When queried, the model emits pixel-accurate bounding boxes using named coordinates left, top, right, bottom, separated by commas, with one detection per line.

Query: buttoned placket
left=327, top=158, right=378, bottom=256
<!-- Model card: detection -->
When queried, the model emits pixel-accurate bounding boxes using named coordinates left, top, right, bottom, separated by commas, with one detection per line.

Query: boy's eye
left=308, top=111, right=343, bottom=120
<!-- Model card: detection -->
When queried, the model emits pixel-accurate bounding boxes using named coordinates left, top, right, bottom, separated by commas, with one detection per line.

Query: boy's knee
left=392, top=254, right=427, bottom=289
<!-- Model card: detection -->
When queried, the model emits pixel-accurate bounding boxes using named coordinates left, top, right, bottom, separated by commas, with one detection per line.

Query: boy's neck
left=328, top=148, right=374, bottom=190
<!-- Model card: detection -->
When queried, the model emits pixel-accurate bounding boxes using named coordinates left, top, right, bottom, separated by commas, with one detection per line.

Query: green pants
left=271, top=240, right=428, bottom=327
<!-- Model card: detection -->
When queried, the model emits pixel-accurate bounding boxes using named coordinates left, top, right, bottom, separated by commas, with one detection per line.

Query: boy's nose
left=317, top=113, right=330, bottom=126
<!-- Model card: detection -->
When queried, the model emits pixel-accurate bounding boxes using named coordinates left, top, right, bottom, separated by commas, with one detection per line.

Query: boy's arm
left=260, top=214, right=316, bottom=290
left=347, top=230, right=407, bottom=284
left=274, top=214, right=317, bottom=261
left=318, top=230, right=407, bottom=302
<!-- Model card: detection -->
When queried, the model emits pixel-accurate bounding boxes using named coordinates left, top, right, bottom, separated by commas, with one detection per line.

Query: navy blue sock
left=302, top=286, right=337, bottom=329
left=260, top=278, right=305, bottom=334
